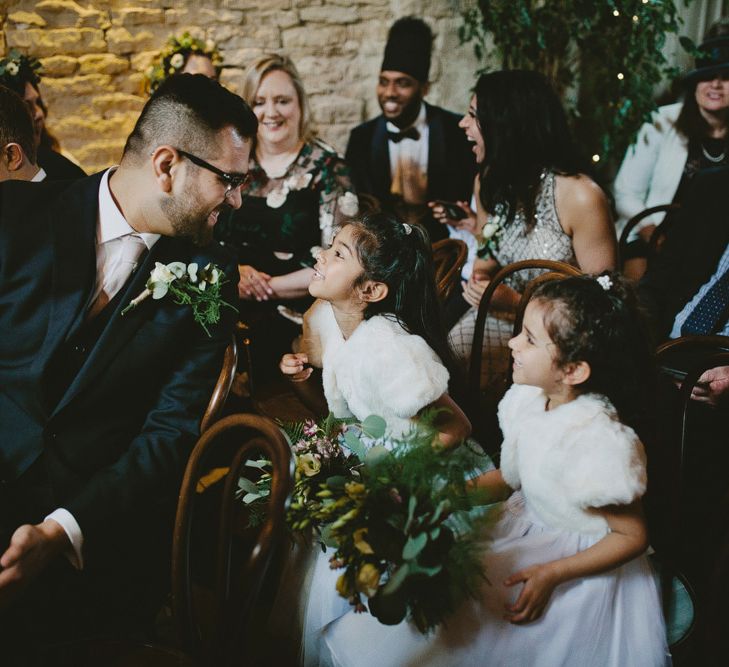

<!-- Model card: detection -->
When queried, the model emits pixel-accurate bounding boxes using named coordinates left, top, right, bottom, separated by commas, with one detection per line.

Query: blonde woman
left=214, top=54, right=358, bottom=376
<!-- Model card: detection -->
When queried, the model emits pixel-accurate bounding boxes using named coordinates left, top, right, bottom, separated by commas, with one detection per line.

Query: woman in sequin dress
left=449, top=71, right=616, bottom=391
left=215, top=54, right=358, bottom=375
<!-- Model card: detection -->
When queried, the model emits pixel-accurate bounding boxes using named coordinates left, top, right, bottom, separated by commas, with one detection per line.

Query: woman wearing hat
left=613, top=24, right=729, bottom=279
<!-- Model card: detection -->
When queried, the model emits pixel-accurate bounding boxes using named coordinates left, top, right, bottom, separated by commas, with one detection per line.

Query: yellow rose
left=336, top=573, right=354, bottom=599
left=355, top=563, right=381, bottom=598
left=298, top=452, right=321, bottom=477
left=344, top=482, right=366, bottom=499
left=353, top=528, right=374, bottom=554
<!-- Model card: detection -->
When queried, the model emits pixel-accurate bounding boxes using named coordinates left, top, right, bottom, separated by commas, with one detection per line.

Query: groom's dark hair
left=122, top=73, right=257, bottom=162
left=0, top=85, right=37, bottom=165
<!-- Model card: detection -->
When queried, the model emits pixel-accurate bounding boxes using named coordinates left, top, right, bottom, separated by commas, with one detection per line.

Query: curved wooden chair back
left=200, top=337, right=238, bottom=434
left=432, top=238, right=468, bottom=303
left=618, top=203, right=679, bottom=268
left=653, top=335, right=729, bottom=656
left=172, top=413, right=294, bottom=666
left=467, top=259, right=581, bottom=417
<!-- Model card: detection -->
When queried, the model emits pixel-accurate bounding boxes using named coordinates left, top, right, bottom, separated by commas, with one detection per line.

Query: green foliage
left=460, top=0, right=691, bottom=171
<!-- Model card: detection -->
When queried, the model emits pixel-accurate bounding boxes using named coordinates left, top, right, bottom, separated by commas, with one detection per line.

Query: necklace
left=701, top=143, right=726, bottom=163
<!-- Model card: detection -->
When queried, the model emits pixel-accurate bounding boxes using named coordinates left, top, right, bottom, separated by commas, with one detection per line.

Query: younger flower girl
left=321, top=273, right=671, bottom=667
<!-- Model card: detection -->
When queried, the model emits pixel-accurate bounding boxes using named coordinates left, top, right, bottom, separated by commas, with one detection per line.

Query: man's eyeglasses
left=176, top=149, right=250, bottom=198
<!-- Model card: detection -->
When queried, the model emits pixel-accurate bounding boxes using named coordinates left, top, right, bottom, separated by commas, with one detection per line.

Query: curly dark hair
left=343, top=213, right=457, bottom=386
left=531, top=273, right=655, bottom=430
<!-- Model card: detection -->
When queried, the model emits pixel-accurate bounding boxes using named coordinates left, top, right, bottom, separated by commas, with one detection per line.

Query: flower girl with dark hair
left=320, top=274, right=671, bottom=667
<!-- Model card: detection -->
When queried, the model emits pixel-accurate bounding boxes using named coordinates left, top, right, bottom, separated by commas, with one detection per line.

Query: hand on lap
left=280, top=352, right=312, bottom=382
left=238, top=264, right=273, bottom=301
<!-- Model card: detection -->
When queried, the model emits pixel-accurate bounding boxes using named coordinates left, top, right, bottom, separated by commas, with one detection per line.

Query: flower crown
left=0, top=49, right=42, bottom=89
left=144, top=32, right=223, bottom=94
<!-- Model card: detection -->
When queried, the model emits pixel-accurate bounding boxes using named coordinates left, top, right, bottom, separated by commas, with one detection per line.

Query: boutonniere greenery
left=121, top=261, right=236, bottom=336
left=477, top=206, right=505, bottom=259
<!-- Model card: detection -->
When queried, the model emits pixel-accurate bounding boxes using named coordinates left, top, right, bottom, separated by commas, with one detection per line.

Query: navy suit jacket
left=345, top=102, right=476, bottom=223
left=0, top=173, right=238, bottom=554
left=639, top=167, right=729, bottom=340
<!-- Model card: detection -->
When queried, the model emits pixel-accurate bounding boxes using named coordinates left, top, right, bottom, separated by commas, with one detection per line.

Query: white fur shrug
left=302, top=300, right=449, bottom=436
left=498, top=384, right=647, bottom=535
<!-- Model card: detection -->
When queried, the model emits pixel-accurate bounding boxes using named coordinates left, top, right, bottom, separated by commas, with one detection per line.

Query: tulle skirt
left=320, top=492, right=672, bottom=667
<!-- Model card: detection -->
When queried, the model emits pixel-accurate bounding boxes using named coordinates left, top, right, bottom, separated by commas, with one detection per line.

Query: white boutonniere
left=121, top=261, right=236, bottom=336
left=266, top=186, right=289, bottom=209
left=337, top=191, right=359, bottom=217
left=478, top=216, right=504, bottom=258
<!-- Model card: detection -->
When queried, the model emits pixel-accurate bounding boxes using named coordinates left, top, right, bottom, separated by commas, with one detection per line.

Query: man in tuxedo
left=345, top=17, right=475, bottom=242
left=0, top=73, right=257, bottom=655
left=0, top=85, right=44, bottom=182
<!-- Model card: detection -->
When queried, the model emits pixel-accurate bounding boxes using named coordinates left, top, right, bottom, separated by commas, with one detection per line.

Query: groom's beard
left=161, top=189, right=227, bottom=247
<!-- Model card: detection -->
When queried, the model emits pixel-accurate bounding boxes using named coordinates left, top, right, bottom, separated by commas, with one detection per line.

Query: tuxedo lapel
left=370, top=117, right=392, bottom=202
left=426, top=104, right=447, bottom=201
left=51, top=236, right=185, bottom=417
left=35, top=174, right=102, bottom=373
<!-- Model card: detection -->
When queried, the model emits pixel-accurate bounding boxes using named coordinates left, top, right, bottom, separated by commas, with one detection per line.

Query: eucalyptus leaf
left=408, top=563, right=442, bottom=578
left=382, top=563, right=410, bottom=596
left=362, top=415, right=386, bottom=439
left=364, top=444, right=390, bottom=465
left=242, top=492, right=263, bottom=504
left=237, top=477, right=259, bottom=494
left=245, top=459, right=270, bottom=470
left=402, top=532, right=428, bottom=560
left=343, top=430, right=367, bottom=461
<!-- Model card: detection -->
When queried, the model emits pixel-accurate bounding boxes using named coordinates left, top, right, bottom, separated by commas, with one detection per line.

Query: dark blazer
left=0, top=173, right=237, bottom=553
left=37, top=145, right=86, bottom=181
left=639, top=167, right=729, bottom=340
left=345, top=102, right=476, bottom=228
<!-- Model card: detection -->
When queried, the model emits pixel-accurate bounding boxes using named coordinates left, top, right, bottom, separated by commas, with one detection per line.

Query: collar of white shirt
left=98, top=167, right=160, bottom=250
left=31, top=167, right=46, bottom=182
left=386, top=101, right=428, bottom=137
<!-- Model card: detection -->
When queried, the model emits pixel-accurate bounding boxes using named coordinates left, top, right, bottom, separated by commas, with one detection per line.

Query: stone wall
left=1, top=0, right=481, bottom=173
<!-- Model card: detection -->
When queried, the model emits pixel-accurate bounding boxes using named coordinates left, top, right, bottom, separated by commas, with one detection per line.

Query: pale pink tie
left=87, top=234, right=147, bottom=320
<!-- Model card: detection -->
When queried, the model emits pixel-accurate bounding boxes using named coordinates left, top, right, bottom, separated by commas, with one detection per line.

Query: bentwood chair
left=432, top=238, right=468, bottom=303
left=618, top=203, right=680, bottom=272
left=466, top=259, right=582, bottom=451
left=200, top=337, right=238, bottom=434
left=652, top=335, right=729, bottom=661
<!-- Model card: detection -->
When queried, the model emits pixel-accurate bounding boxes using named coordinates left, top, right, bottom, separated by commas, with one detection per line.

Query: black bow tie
left=387, top=126, right=420, bottom=143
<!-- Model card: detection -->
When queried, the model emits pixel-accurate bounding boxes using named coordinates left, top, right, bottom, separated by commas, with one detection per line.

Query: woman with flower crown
left=443, top=71, right=616, bottom=394
left=145, top=31, right=223, bottom=93
left=214, top=54, right=358, bottom=379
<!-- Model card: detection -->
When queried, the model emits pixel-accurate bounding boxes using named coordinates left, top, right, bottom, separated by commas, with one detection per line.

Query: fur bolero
left=498, top=384, right=647, bottom=535
left=302, top=300, right=449, bottom=436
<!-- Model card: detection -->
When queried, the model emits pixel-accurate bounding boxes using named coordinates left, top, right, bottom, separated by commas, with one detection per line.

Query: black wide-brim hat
left=685, top=36, right=729, bottom=84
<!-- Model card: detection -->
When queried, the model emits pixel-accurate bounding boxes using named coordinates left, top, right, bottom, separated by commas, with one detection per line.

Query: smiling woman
left=214, top=53, right=358, bottom=379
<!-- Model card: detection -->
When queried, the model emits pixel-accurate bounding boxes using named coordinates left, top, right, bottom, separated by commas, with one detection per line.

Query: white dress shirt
left=30, top=167, right=47, bottom=182
left=46, top=168, right=160, bottom=568
left=388, top=103, right=429, bottom=205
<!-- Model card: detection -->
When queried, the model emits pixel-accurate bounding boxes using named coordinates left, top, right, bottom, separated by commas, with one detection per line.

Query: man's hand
left=462, top=272, right=490, bottom=308
left=0, top=520, right=69, bottom=610
left=238, top=264, right=273, bottom=301
left=503, top=561, right=561, bottom=624
left=691, top=365, right=729, bottom=407
left=428, top=200, right=478, bottom=235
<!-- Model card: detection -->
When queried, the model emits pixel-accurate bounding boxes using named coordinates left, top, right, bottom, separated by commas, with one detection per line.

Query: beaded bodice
left=491, top=171, right=576, bottom=291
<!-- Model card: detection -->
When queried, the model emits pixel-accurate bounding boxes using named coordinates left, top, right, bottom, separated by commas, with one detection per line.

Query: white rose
left=170, top=53, right=185, bottom=69
left=205, top=39, right=216, bottom=52
left=285, top=172, right=312, bottom=191
left=319, top=210, right=334, bottom=231
left=167, top=262, right=187, bottom=279
left=482, top=222, right=499, bottom=240
left=187, top=262, right=199, bottom=283
left=6, top=62, right=19, bottom=76
left=266, top=186, right=289, bottom=209
left=148, top=262, right=178, bottom=299
left=337, top=191, right=358, bottom=217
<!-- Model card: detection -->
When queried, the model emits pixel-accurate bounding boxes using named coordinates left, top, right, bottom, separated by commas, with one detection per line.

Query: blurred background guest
left=614, top=20, right=729, bottom=280
left=449, top=70, right=616, bottom=391
left=145, top=31, right=223, bottom=94
left=214, top=54, right=358, bottom=378
left=0, top=85, right=44, bottom=183
left=346, top=16, right=475, bottom=242
left=0, top=50, right=85, bottom=181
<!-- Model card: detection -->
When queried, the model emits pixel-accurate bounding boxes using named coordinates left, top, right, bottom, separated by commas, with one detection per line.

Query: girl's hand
left=238, top=265, right=273, bottom=301
left=462, top=272, right=490, bottom=308
left=280, top=353, right=313, bottom=382
left=503, top=561, right=561, bottom=624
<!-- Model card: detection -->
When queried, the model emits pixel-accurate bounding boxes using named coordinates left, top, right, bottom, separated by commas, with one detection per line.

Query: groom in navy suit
left=0, top=74, right=256, bottom=655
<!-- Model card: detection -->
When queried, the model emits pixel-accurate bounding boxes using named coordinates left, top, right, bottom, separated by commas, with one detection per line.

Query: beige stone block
left=218, top=26, right=281, bottom=51
left=164, top=9, right=187, bottom=25
left=7, top=11, right=47, bottom=28
left=193, top=8, right=244, bottom=27
left=310, top=94, right=362, bottom=124
left=219, top=51, right=262, bottom=75
left=299, top=5, right=358, bottom=24
left=42, top=74, right=113, bottom=105
left=78, top=54, right=129, bottom=75
left=282, top=24, right=347, bottom=52
left=130, top=51, right=159, bottom=74
left=74, top=138, right=127, bottom=173
left=113, top=8, right=165, bottom=27
left=6, top=28, right=106, bottom=57
left=39, top=55, right=78, bottom=77
left=117, top=72, right=148, bottom=96
left=106, top=27, right=159, bottom=55
left=35, top=0, right=105, bottom=29
left=223, top=0, right=291, bottom=9
left=92, top=93, right=145, bottom=118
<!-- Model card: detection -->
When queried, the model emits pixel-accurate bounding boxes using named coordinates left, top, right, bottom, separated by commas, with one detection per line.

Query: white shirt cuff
left=45, top=508, right=84, bottom=570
